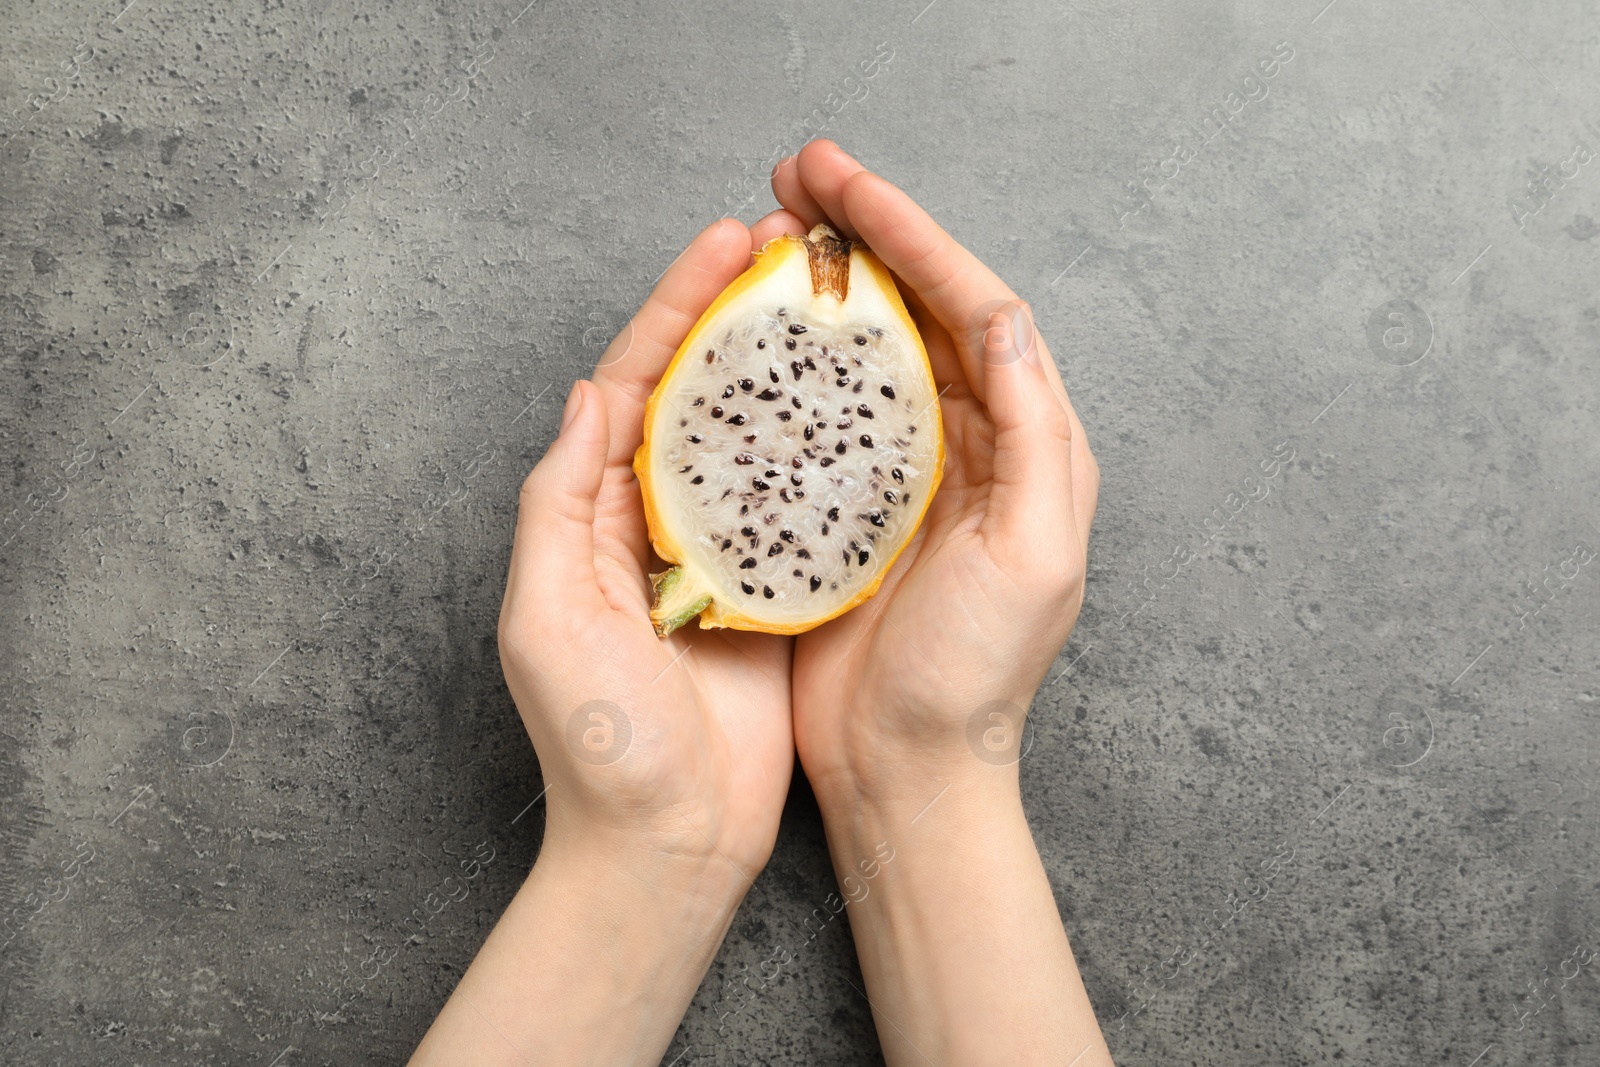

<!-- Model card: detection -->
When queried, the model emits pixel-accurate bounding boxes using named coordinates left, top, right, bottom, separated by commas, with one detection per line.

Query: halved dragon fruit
left=634, top=224, right=944, bottom=636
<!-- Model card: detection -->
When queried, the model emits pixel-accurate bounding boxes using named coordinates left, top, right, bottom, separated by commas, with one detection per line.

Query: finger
left=591, top=218, right=752, bottom=468
left=794, top=140, right=867, bottom=240
left=750, top=207, right=808, bottom=249
left=976, top=309, right=1079, bottom=565
left=770, top=154, right=828, bottom=230
left=839, top=169, right=1023, bottom=404
left=505, top=381, right=611, bottom=609
left=897, top=279, right=971, bottom=397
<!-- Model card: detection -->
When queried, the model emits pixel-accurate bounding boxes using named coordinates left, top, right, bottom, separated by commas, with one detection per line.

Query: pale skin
left=409, top=140, right=1109, bottom=1066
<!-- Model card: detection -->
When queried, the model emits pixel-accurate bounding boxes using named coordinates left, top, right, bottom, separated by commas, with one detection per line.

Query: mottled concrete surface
left=2, top=0, right=1598, bottom=1063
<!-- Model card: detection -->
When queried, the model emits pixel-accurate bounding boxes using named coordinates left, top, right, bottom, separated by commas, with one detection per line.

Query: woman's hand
left=776, top=141, right=1100, bottom=808
left=496, top=217, right=800, bottom=879
left=413, top=216, right=806, bottom=1067
left=771, top=140, right=1112, bottom=1067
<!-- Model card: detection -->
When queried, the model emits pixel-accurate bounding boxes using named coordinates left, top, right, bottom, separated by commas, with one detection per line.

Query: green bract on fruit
left=634, top=224, right=944, bottom=636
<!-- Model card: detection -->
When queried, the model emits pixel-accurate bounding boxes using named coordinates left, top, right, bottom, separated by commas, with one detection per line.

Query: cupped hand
left=769, top=141, right=1101, bottom=805
left=497, top=216, right=810, bottom=878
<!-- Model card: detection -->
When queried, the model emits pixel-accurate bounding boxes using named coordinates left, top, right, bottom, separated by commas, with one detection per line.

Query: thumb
left=978, top=303, right=1077, bottom=560
left=506, top=380, right=610, bottom=599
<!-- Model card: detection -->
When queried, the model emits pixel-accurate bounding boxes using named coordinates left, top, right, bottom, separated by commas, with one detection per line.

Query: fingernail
left=772, top=155, right=796, bottom=178
left=560, top=381, right=584, bottom=432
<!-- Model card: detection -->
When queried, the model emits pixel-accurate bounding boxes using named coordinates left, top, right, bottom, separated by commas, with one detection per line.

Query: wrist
left=814, top=767, right=1026, bottom=857
left=539, top=783, right=777, bottom=885
left=536, top=821, right=755, bottom=919
left=802, top=700, right=1031, bottom=821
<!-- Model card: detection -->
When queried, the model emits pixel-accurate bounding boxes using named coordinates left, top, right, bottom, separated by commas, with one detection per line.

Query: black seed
left=764, top=469, right=780, bottom=478
left=691, top=475, right=704, bottom=485
left=881, top=384, right=896, bottom=399
left=777, top=410, right=792, bottom=421
left=884, top=490, right=898, bottom=504
left=740, top=557, right=757, bottom=570
left=727, top=413, right=747, bottom=426
left=741, top=581, right=755, bottom=594
left=908, top=425, right=918, bottom=433
left=769, top=367, right=781, bottom=383
left=820, top=457, right=835, bottom=467
left=857, top=405, right=874, bottom=419
left=777, top=308, right=787, bottom=317
left=794, top=569, right=804, bottom=578
left=721, top=539, right=732, bottom=550
left=767, top=542, right=783, bottom=557
left=779, top=529, right=795, bottom=543
left=693, top=397, right=706, bottom=406
left=803, top=424, right=814, bottom=441
left=827, top=507, right=840, bottom=521
left=741, top=526, right=757, bottom=537
left=858, top=549, right=870, bottom=565
left=836, top=379, right=850, bottom=389
left=843, top=550, right=852, bottom=565
left=810, top=576, right=822, bottom=591
left=804, top=356, right=817, bottom=370
left=853, top=380, right=865, bottom=393
left=763, top=585, right=775, bottom=598
left=867, top=510, right=885, bottom=527
left=740, top=504, right=749, bottom=515
left=739, top=378, right=755, bottom=393
left=785, top=337, right=797, bottom=350
left=680, top=419, right=688, bottom=427
left=790, top=360, right=804, bottom=380
left=679, top=465, right=693, bottom=473
left=743, top=434, right=757, bottom=443
left=779, top=487, right=792, bottom=502
left=891, top=467, right=904, bottom=483
left=803, top=447, right=816, bottom=458
left=687, top=434, right=703, bottom=443
left=757, top=388, right=779, bottom=401
left=711, top=405, right=723, bottom=418
left=859, top=434, right=873, bottom=448
left=835, top=440, right=848, bottom=454
left=788, top=323, right=807, bottom=334
left=792, top=396, right=803, bottom=409
left=854, top=335, right=867, bottom=345
left=723, top=384, right=735, bottom=398
left=797, top=548, right=811, bottom=559
left=756, top=339, right=766, bottom=349
left=705, top=349, right=715, bottom=363
left=792, top=484, right=803, bottom=497
left=868, top=327, right=883, bottom=337
left=752, top=479, right=769, bottom=490
left=790, top=474, right=802, bottom=486
left=836, top=417, right=853, bottom=430
left=735, top=453, right=754, bottom=465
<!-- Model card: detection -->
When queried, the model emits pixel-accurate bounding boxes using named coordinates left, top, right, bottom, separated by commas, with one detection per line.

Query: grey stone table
left=3, top=0, right=1597, bottom=1063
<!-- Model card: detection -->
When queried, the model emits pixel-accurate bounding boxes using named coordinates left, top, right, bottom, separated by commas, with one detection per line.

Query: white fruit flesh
left=642, top=230, right=941, bottom=633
